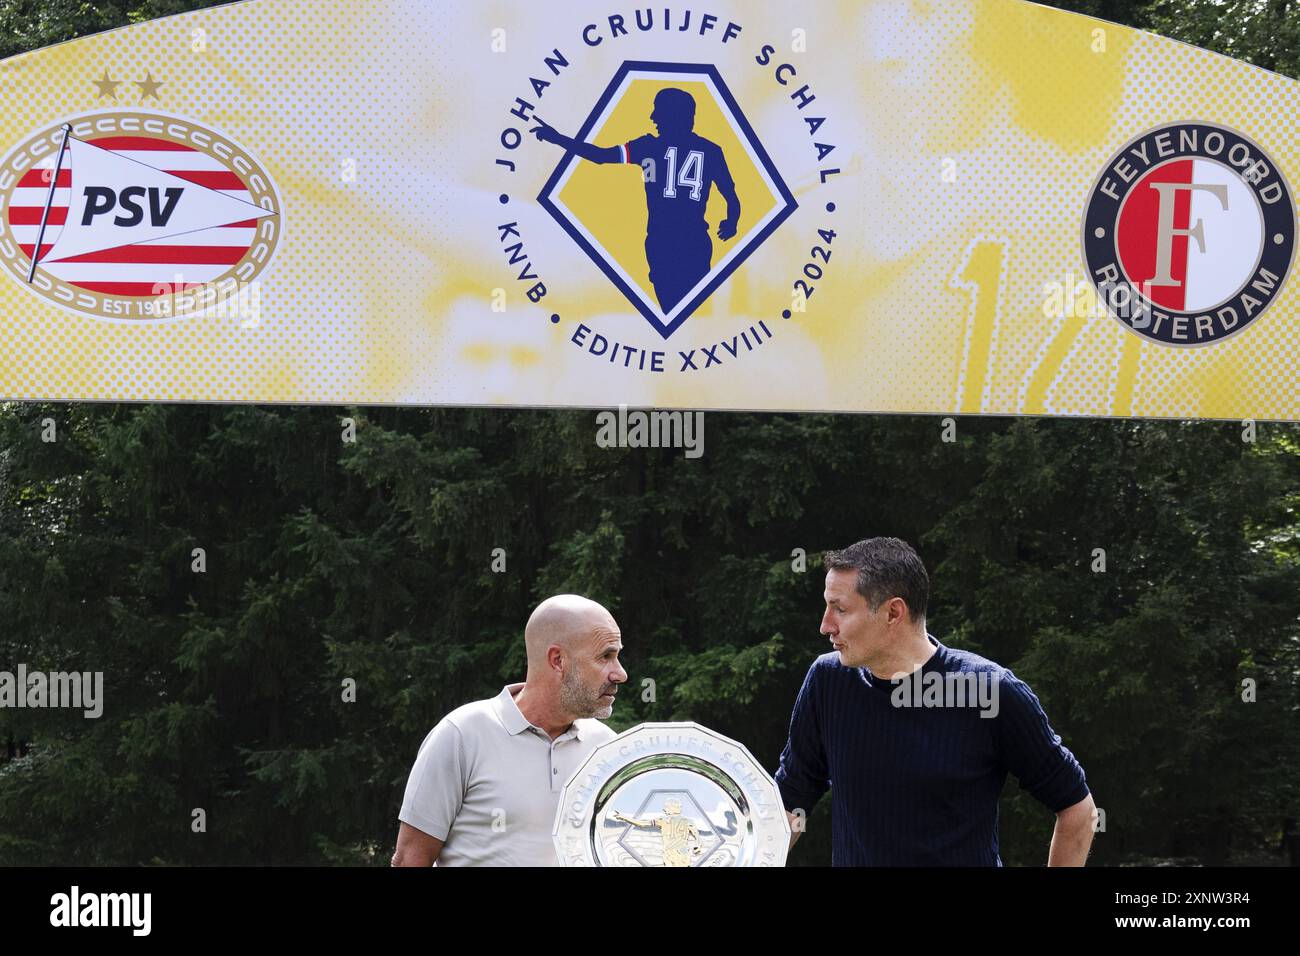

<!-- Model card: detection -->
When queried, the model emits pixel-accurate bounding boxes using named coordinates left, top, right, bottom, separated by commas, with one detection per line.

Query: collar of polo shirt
left=494, top=683, right=586, bottom=741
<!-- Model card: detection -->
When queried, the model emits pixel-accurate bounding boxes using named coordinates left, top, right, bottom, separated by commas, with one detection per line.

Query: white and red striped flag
left=11, top=135, right=275, bottom=296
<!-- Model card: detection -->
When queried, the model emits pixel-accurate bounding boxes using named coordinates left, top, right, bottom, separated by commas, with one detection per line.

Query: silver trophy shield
left=552, top=722, right=790, bottom=867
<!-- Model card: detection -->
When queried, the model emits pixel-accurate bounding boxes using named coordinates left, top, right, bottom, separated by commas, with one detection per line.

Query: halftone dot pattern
left=1116, top=33, right=1300, bottom=421
left=1001, top=25, right=1300, bottom=420
left=838, top=0, right=1300, bottom=420
left=0, top=0, right=1295, bottom=417
left=0, top=0, right=421, bottom=403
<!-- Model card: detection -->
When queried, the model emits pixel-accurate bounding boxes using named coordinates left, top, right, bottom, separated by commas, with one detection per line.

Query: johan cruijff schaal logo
left=0, top=110, right=281, bottom=322
left=1083, top=122, right=1296, bottom=347
left=491, top=10, right=845, bottom=377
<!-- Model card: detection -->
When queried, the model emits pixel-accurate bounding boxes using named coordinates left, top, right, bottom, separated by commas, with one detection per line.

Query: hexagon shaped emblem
left=612, top=788, right=724, bottom=867
left=537, top=61, right=798, bottom=339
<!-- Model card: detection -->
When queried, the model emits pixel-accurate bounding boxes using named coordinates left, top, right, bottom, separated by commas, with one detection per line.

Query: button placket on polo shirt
left=525, top=725, right=576, bottom=793
left=548, top=727, right=581, bottom=792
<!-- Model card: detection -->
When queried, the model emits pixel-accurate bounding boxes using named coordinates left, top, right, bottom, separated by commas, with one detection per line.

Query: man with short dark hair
left=776, top=537, right=1095, bottom=866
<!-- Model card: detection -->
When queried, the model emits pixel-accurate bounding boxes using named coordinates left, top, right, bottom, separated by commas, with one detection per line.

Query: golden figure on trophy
left=612, top=798, right=703, bottom=867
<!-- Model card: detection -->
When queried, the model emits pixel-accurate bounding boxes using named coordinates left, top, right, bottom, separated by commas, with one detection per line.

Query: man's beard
left=560, top=669, right=615, bottom=719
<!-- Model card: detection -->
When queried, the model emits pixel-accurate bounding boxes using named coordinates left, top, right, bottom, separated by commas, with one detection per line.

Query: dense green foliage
left=1, top=1, right=1298, bottom=866
left=1144, top=0, right=1300, bottom=75
left=2, top=408, right=1297, bottom=865
left=0, top=0, right=228, bottom=60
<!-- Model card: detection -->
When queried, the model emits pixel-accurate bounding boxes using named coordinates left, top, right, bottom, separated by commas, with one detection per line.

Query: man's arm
left=713, top=153, right=740, bottom=240
left=1048, top=793, right=1096, bottom=867
left=531, top=121, right=622, bottom=164
left=993, top=668, right=1094, bottom=866
left=775, top=663, right=830, bottom=854
left=393, top=718, right=463, bottom=866
left=391, top=821, right=444, bottom=867
left=612, top=811, right=653, bottom=828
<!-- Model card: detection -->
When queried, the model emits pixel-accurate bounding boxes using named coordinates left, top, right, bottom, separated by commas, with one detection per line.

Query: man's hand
left=717, top=218, right=738, bottom=241
left=1048, top=793, right=1096, bottom=866
left=787, top=810, right=804, bottom=851
left=531, top=122, right=622, bottom=165
left=532, top=121, right=562, bottom=146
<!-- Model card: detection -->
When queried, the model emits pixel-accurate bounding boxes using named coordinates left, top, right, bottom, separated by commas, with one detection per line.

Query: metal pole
left=27, top=123, right=72, bottom=284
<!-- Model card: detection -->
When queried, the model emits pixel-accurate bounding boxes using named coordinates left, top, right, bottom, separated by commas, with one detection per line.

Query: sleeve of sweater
left=775, top=660, right=831, bottom=814
left=994, top=668, right=1090, bottom=813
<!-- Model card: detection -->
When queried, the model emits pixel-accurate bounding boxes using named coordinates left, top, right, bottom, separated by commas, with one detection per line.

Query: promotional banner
left=0, top=0, right=1296, bottom=419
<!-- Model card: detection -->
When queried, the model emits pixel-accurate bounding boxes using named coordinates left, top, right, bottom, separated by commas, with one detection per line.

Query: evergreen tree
left=1, top=0, right=1297, bottom=867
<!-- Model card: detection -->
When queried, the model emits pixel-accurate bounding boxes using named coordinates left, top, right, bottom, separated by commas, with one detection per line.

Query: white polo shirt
left=399, top=683, right=616, bottom=866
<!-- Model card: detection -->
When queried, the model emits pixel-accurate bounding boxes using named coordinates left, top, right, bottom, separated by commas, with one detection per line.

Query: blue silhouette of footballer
left=533, top=88, right=741, bottom=314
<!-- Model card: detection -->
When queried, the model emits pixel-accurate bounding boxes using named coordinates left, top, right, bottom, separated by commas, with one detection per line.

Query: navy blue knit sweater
left=775, top=636, right=1089, bottom=866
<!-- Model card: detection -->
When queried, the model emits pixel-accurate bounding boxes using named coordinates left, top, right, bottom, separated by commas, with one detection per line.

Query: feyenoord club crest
left=1083, top=122, right=1296, bottom=346
left=0, top=111, right=280, bottom=322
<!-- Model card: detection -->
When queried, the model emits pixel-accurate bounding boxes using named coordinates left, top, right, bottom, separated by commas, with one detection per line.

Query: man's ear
left=547, top=644, right=565, bottom=675
left=886, top=597, right=908, bottom=626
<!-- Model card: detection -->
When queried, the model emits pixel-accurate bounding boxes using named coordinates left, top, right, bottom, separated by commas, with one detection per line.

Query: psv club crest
left=0, top=111, right=281, bottom=322
left=1083, top=122, right=1296, bottom=347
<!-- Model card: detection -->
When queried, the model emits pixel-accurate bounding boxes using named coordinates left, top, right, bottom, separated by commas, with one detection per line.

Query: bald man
left=391, top=594, right=627, bottom=866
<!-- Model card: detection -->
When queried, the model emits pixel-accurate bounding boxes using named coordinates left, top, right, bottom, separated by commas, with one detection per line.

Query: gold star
left=93, top=70, right=120, bottom=100
left=136, top=72, right=163, bottom=101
